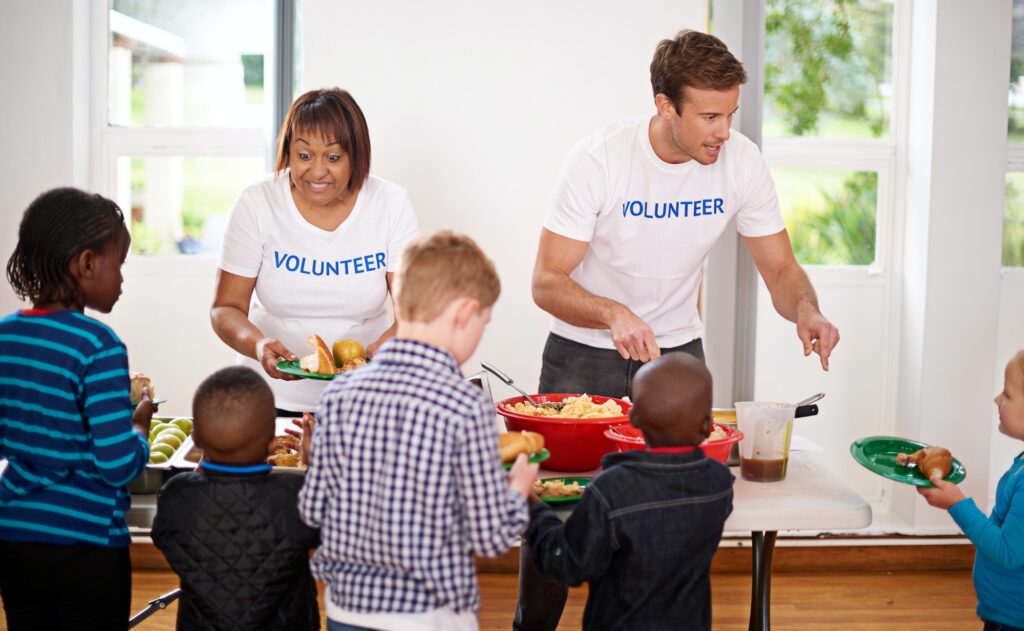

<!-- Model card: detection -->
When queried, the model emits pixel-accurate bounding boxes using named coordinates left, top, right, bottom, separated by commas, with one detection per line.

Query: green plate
left=277, top=360, right=336, bottom=380
left=850, top=436, right=966, bottom=487
left=503, top=448, right=550, bottom=470
left=535, top=477, right=590, bottom=504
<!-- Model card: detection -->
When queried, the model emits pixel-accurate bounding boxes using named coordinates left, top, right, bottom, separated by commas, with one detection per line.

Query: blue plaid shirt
left=299, top=338, right=528, bottom=615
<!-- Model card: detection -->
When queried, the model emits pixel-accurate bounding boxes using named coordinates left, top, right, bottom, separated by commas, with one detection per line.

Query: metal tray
left=166, top=418, right=307, bottom=474
left=127, top=416, right=194, bottom=494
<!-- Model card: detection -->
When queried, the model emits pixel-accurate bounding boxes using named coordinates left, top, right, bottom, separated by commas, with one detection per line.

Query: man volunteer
left=519, top=29, right=840, bottom=631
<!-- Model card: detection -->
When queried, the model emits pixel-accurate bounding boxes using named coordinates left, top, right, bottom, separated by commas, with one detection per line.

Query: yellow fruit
left=332, top=339, right=365, bottom=365
left=149, top=424, right=167, bottom=441
left=148, top=452, right=169, bottom=464
left=169, top=418, right=193, bottom=434
left=151, top=443, right=176, bottom=459
left=154, top=433, right=183, bottom=450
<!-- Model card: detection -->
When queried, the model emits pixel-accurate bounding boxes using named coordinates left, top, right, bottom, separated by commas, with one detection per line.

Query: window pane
left=108, top=0, right=273, bottom=127
left=119, top=156, right=266, bottom=255
left=1006, top=173, right=1024, bottom=267
left=764, top=0, right=894, bottom=140
left=772, top=167, right=878, bottom=265
left=1011, top=0, right=1024, bottom=142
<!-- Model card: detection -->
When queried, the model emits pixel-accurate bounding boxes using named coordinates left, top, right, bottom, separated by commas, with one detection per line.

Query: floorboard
left=0, top=568, right=978, bottom=630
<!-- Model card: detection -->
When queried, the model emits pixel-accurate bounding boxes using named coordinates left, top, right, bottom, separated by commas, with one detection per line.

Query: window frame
left=761, top=0, right=908, bottom=277
left=86, top=1, right=293, bottom=258
left=1005, top=144, right=1024, bottom=277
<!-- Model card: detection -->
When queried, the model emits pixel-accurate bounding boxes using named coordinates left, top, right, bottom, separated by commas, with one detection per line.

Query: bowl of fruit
left=127, top=417, right=194, bottom=494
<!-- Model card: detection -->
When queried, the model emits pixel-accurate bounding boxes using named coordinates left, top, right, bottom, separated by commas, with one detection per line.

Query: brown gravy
left=740, top=457, right=787, bottom=482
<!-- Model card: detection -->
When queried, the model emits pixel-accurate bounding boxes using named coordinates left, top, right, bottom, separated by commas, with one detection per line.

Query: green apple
left=148, top=452, right=169, bottom=464
left=156, top=426, right=188, bottom=443
left=153, top=433, right=182, bottom=450
left=169, top=418, right=193, bottom=435
left=151, top=443, right=176, bottom=459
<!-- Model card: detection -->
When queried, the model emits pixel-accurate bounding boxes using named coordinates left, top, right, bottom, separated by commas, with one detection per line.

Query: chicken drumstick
left=895, top=446, right=953, bottom=480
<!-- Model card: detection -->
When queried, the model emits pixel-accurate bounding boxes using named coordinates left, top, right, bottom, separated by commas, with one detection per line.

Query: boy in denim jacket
left=525, top=353, right=734, bottom=631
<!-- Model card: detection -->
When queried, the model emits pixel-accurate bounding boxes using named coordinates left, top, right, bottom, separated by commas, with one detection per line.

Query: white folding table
left=546, top=451, right=872, bottom=631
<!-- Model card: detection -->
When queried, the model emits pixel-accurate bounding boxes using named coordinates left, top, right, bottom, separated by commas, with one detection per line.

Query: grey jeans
left=514, top=333, right=705, bottom=631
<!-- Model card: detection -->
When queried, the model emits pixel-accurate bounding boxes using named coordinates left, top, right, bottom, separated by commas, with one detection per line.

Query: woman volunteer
left=211, top=88, right=419, bottom=414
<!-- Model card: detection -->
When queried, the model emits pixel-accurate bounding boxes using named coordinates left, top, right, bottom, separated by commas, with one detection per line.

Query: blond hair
left=396, top=231, right=500, bottom=322
left=1011, top=350, right=1024, bottom=382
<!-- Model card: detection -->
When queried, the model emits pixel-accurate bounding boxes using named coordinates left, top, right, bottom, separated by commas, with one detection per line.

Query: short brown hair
left=396, top=231, right=501, bottom=322
left=650, top=29, right=747, bottom=111
left=274, top=88, right=372, bottom=190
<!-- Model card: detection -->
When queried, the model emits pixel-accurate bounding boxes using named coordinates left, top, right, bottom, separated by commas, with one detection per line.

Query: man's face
left=660, top=85, right=740, bottom=165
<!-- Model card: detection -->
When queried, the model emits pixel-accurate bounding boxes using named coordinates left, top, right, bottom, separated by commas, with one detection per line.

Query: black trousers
left=0, top=539, right=131, bottom=631
left=514, top=333, right=705, bottom=631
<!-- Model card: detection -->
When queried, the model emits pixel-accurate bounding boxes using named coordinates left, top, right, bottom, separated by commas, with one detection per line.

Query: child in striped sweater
left=0, top=187, right=156, bottom=631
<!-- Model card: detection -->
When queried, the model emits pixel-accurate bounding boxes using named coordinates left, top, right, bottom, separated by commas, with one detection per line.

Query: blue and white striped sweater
left=0, top=310, right=148, bottom=547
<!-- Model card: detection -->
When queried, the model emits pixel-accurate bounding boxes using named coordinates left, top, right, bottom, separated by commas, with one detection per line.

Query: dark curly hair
left=6, top=187, right=127, bottom=307
left=650, top=29, right=747, bottom=111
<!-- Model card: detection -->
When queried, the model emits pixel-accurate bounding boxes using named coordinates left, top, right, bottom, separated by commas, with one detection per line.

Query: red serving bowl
left=603, top=422, right=743, bottom=465
left=496, top=394, right=631, bottom=472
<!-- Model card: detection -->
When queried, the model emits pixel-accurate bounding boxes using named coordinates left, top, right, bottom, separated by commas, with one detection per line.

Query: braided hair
left=6, top=187, right=127, bottom=307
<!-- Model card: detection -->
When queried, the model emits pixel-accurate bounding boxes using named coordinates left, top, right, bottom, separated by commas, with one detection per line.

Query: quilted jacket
left=151, top=468, right=320, bottom=630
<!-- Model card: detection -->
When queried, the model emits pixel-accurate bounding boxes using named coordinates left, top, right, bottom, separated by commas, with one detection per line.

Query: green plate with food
left=534, top=476, right=589, bottom=504
left=276, top=360, right=336, bottom=380
left=503, top=448, right=550, bottom=471
left=850, top=436, right=966, bottom=487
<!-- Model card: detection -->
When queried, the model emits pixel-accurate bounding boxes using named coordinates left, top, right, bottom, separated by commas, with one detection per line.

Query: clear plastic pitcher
left=735, top=401, right=797, bottom=482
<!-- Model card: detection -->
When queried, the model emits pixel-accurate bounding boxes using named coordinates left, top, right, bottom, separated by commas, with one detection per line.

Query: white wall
left=0, top=1, right=76, bottom=313
left=301, top=0, right=706, bottom=397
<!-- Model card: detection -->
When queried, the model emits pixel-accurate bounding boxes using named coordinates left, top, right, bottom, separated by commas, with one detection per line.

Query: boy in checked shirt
left=299, top=231, right=538, bottom=631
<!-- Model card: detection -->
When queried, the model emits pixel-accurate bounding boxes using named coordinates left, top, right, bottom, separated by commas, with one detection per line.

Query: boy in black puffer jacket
left=152, top=366, right=319, bottom=630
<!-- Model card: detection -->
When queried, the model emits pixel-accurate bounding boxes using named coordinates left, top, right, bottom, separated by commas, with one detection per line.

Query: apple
left=332, top=339, right=365, bottom=365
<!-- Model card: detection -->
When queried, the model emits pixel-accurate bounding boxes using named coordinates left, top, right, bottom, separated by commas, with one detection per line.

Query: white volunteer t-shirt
left=219, top=171, right=419, bottom=411
left=543, top=117, right=785, bottom=350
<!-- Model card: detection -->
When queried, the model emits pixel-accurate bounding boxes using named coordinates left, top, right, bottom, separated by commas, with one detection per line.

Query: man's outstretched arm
left=743, top=229, right=840, bottom=370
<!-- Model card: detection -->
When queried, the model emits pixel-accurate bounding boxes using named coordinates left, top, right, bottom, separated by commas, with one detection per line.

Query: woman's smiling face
left=289, top=129, right=353, bottom=209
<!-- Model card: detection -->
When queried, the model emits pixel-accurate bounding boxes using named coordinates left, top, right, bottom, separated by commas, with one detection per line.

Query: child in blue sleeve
left=919, top=349, right=1024, bottom=631
left=0, top=188, right=156, bottom=631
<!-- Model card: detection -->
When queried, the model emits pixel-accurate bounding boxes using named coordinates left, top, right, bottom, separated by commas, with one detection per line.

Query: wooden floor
left=3, top=568, right=970, bottom=630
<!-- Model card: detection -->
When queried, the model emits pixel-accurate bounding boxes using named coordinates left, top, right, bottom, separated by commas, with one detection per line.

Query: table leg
left=748, top=530, right=778, bottom=631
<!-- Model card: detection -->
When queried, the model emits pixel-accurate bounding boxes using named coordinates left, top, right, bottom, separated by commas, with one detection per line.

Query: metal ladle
left=480, top=362, right=567, bottom=411
left=794, top=392, right=825, bottom=418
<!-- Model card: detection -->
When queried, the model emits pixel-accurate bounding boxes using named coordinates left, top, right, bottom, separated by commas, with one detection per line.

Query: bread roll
left=498, top=431, right=545, bottom=464
left=299, top=334, right=336, bottom=375
left=130, top=373, right=153, bottom=405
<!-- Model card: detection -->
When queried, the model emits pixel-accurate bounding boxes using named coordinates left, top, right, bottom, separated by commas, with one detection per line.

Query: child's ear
left=700, top=414, right=713, bottom=438
left=452, top=298, right=480, bottom=329
left=68, top=249, right=97, bottom=281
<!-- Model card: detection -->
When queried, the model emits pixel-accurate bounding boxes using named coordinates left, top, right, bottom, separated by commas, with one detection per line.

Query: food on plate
left=299, top=334, right=336, bottom=375
left=339, top=356, right=368, bottom=373
left=268, top=452, right=301, bottom=467
left=896, top=445, right=954, bottom=480
left=532, top=479, right=585, bottom=499
left=332, top=338, right=366, bottom=365
left=130, top=373, right=155, bottom=404
left=706, top=425, right=728, bottom=442
left=266, top=434, right=304, bottom=468
left=147, top=417, right=193, bottom=464
left=506, top=394, right=623, bottom=419
left=268, top=434, right=300, bottom=455
left=498, top=430, right=545, bottom=464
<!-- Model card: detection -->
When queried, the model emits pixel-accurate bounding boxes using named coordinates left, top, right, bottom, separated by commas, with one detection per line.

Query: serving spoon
left=480, top=362, right=567, bottom=411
